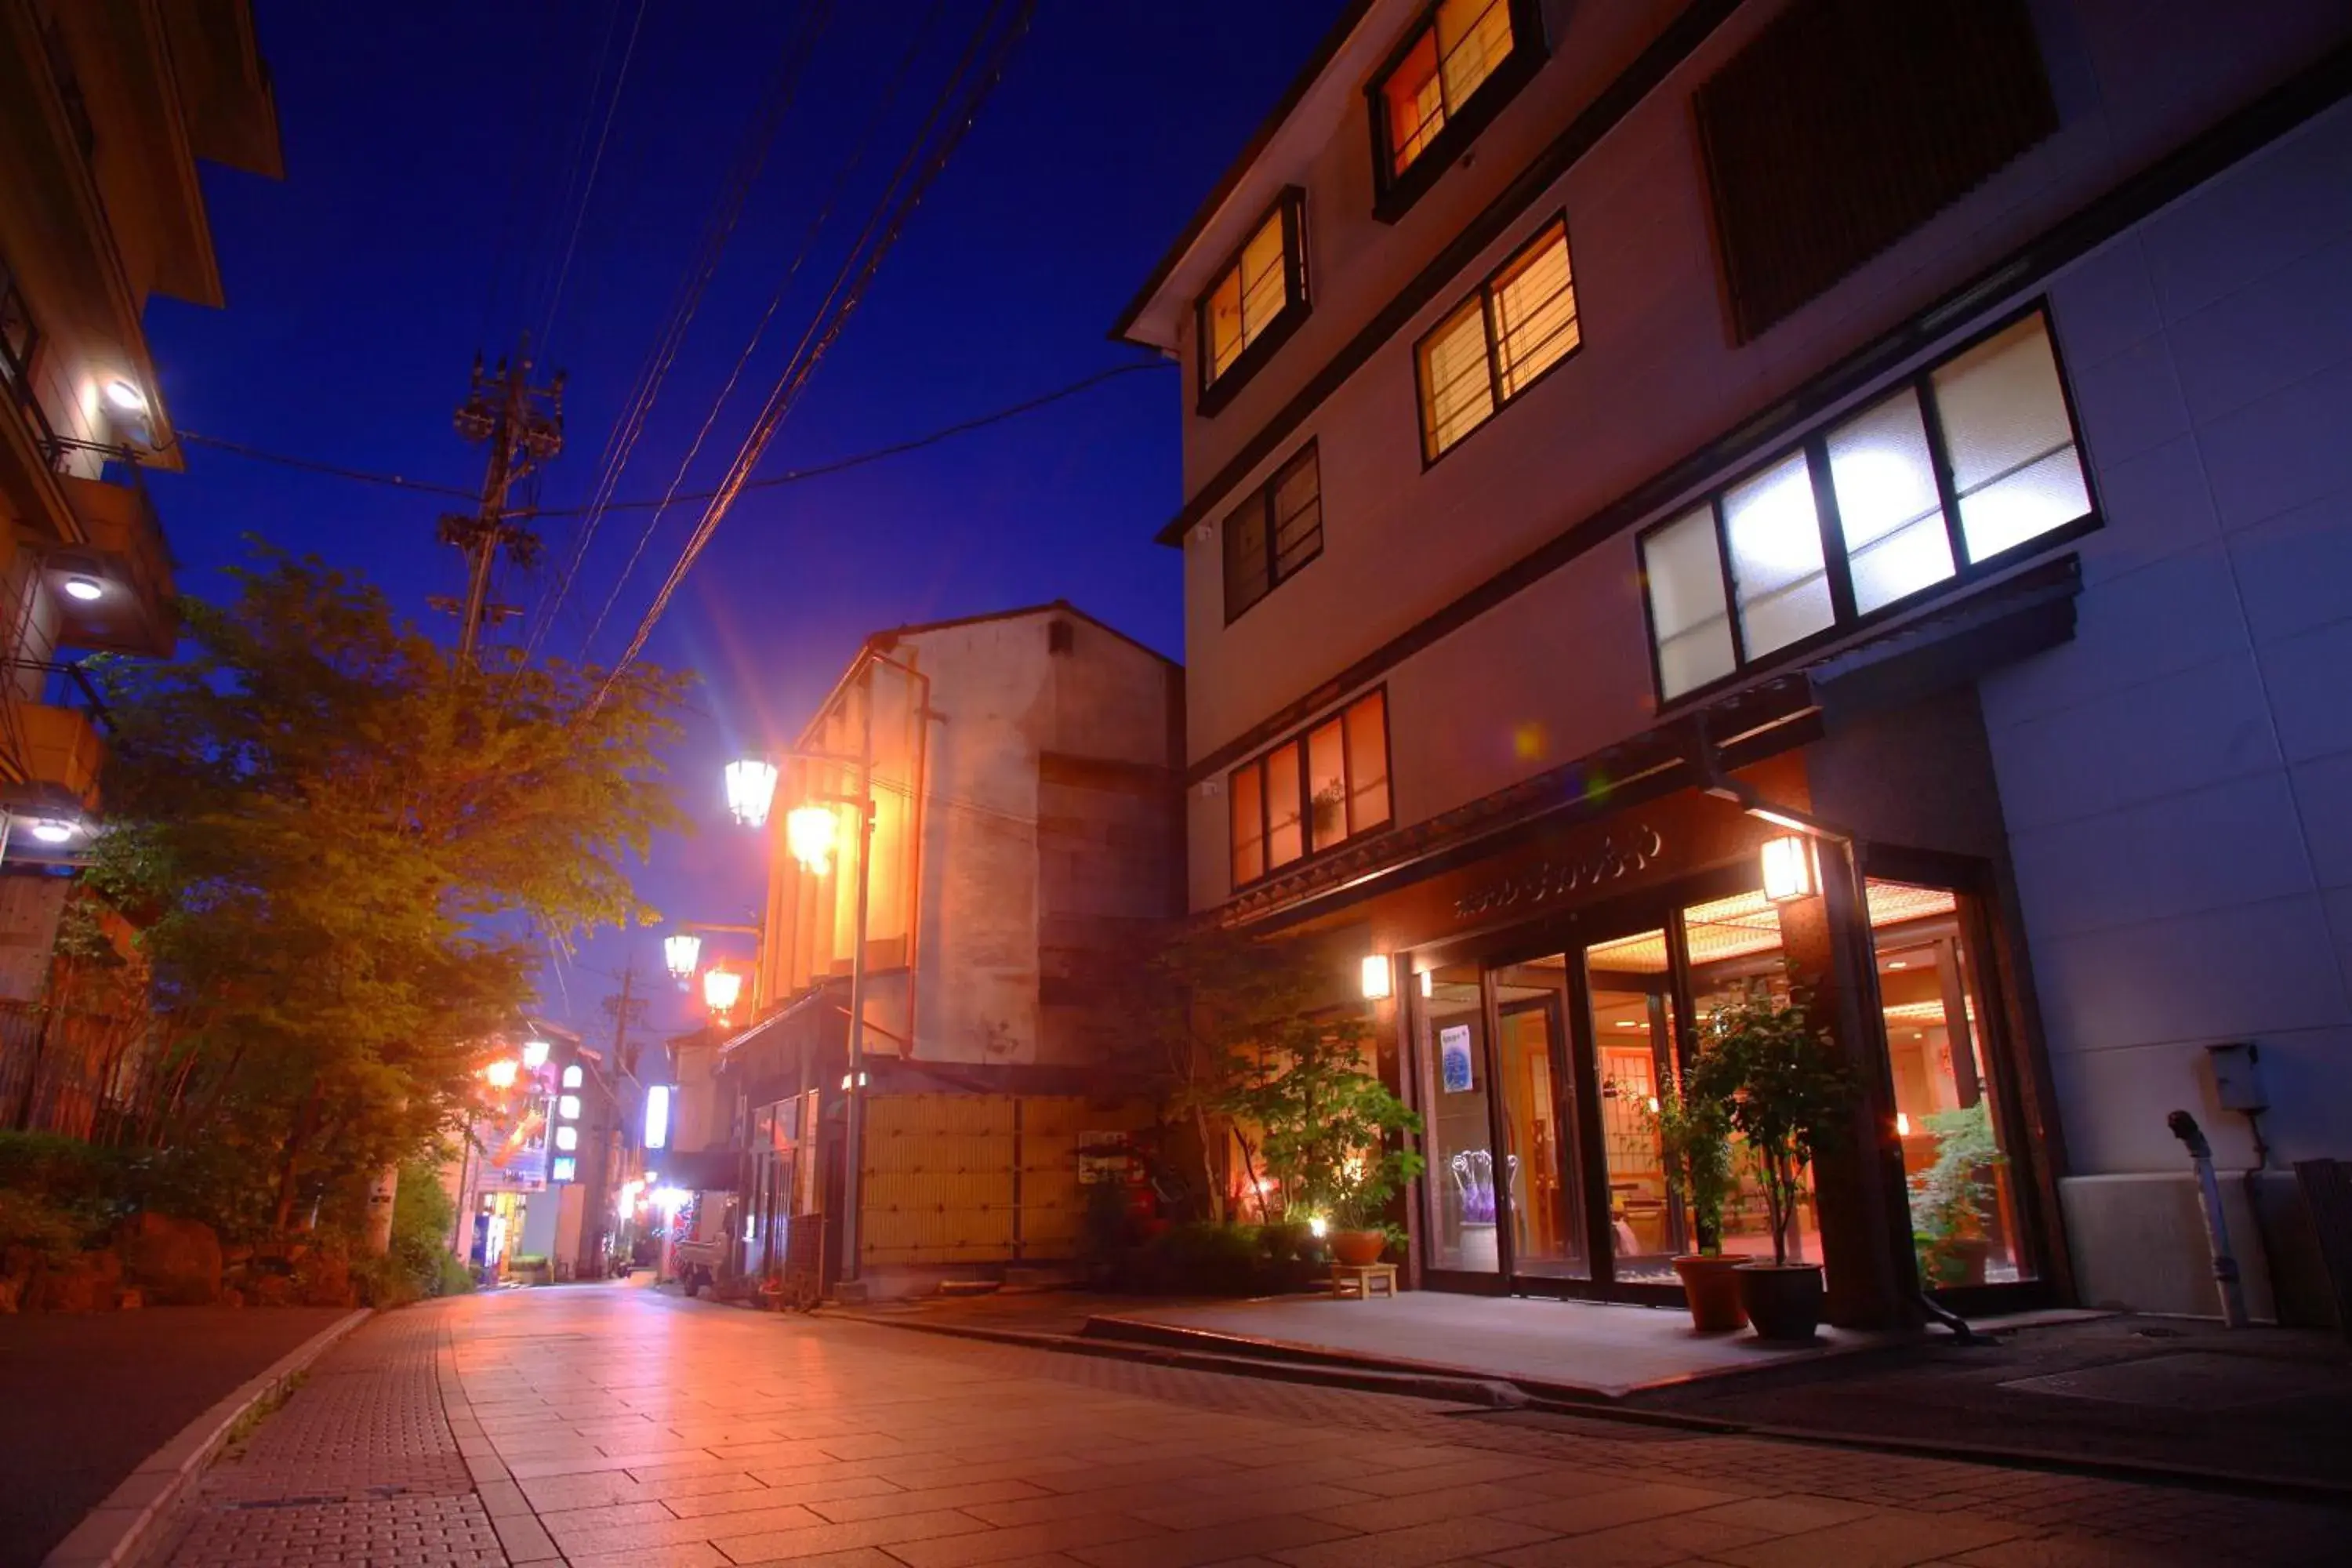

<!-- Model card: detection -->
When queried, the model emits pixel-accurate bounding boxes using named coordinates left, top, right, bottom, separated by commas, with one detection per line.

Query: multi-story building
left=1117, top=0, right=2352, bottom=1325
left=716, top=602, right=1184, bottom=1298
left=0, top=0, right=280, bottom=1131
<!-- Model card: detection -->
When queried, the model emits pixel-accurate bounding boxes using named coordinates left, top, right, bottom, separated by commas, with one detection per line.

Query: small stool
left=1330, top=1262, right=1398, bottom=1300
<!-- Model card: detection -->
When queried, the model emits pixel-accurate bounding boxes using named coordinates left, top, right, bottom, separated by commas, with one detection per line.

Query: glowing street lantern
left=724, top=757, right=779, bottom=829
left=521, top=1038, right=551, bottom=1070
left=786, top=804, right=837, bottom=876
left=483, top=1058, right=519, bottom=1090
left=663, top=931, right=702, bottom=983
left=1359, top=954, right=1392, bottom=1000
left=702, top=967, right=744, bottom=1016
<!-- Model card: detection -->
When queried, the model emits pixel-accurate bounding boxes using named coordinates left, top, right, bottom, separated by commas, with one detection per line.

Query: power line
left=595, top=0, right=1040, bottom=699
left=171, top=358, right=1167, bottom=514
left=538, top=0, right=648, bottom=352
left=524, top=2, right=837, bottom=663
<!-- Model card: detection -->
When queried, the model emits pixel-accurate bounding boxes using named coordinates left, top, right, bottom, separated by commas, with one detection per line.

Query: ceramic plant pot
left=1737, top=1261, right=1826, bottom=1343
left=1671, top=1253, right=1750, bottom=1332
left=1330, top=1229, right=1388, bottom=1268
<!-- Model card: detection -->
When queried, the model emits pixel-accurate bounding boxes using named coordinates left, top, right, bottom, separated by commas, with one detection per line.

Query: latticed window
left=1416, top=218, right=1578, bottom=461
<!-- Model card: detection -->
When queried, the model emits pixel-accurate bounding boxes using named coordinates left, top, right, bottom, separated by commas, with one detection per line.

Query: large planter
left=1329, top=1229, right=1388, bottom=1268
left=1671, top=1254, right=1749, bottom=1332
left=1737, top=1262, right=1825, bottom=1343
left=1922, top=1234, right=1992, bottom=1289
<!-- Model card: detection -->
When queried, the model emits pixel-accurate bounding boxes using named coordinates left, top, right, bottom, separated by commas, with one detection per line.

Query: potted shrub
left=1690, top=982, right=1856, bottom=1343
left=1911, top=1101, right=2003, bottom=1288
left=1239, top=1031, right=1423, bottom=1273
left=1648, top=1076, right=1744, bottom=1331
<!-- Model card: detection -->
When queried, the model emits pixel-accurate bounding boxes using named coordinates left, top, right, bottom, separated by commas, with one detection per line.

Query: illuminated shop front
left=1323, top=738, right=2064, bottom=1327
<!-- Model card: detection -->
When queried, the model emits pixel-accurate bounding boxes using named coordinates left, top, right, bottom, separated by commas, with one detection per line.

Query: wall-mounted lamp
left=724, top=757, right=779, bottom=829
left=786, top=804, right=837, bottom=876
left=1419, top=970, right=1433, bottom=999
left=63, top=575, right=103, bottom=602
left=104, top=378, right=148, bottom=414
left=702, top=967, right=744, bottom=1015
left=1360, top=954, right=1392, bottom=1000
left=1760, top=834, right=1817, bottom=903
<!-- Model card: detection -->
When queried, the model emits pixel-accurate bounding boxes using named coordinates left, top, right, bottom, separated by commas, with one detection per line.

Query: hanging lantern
left=702, top=967, right=745, bottom=1016
left=724, top=757, right=779, bottom=829
left=1760, top=834, right=1818, bottom=903
left=663, top=931, right=702, bottom=984
left=786, top=804, right=837, bottom=876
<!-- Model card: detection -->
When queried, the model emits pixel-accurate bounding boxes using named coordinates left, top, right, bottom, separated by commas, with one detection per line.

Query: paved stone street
left=143, top=1283, right=2347, bottom=1568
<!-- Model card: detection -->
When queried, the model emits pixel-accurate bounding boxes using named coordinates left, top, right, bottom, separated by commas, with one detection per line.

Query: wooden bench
left=1330, top=1262, right=1399, bottom=1300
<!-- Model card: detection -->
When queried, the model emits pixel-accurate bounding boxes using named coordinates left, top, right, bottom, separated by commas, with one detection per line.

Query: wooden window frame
left=1195, top=187, right=1311, bottom=418
left=1412, top=213, right=1580, bottom=466
left=1367, top=0, right=1548, bottom=225
left=1229, top=688, right=1395, bottom=892
left=1635, top=301, right=2100, bottom=707
left=1223, top=441, right=1325, bottom=625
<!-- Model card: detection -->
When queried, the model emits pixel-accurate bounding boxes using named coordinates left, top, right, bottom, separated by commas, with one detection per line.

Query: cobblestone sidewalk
left=148, top=1305, right=506, bottom=1568
left=138, top=1285, right=2350, bottom=1568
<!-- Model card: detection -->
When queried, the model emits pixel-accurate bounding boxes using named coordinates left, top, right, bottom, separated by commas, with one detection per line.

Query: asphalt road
left=0, top=1305, right=347, bottom=1568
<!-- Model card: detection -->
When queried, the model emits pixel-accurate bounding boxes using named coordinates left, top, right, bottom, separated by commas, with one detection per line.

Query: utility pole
left=435, top=343, right=565, bottom=666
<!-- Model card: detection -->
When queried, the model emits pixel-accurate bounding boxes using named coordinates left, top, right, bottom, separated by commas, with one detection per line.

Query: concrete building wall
left=1977, top=100, right=2352, bottom=1316
left=1162, top=0, right=2347, bottom=800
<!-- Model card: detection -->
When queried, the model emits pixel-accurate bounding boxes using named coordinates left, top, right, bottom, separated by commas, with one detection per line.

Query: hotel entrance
left=1403, top=821, right=2046, bottom=1312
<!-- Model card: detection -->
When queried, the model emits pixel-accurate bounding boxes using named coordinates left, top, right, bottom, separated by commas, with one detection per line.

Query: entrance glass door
left=1580, top=927, right=1682, bottom=1282
left=1493, top=985, right=1588, bottom=1278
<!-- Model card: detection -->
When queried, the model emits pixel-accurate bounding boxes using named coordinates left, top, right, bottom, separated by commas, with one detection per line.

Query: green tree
left=83, top=547, right=687, bottom=1236
left=1688, top=979, right=1857, bottom=1266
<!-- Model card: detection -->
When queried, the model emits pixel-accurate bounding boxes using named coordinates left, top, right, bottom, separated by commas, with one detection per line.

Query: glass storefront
left=1406, top=851, right=2039, bottom=1303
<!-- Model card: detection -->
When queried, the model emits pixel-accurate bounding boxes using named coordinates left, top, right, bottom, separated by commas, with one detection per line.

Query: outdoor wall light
left=786, top=804, right=837, bottom=876
left=1359, top=954, right=1392, bottom=1000
left=702, top=967, right=744, bottom=1015
left=1418, top=970, right=1433, bottom=998
left=63, top=575, right=103, bottom=602
left=724, top=757, right=779, bottom=829
left=104, top=378, right=148, bottom=413
left=26, top=819, right=78, bottom=844
left=644, top=1084, right=671, bottom=1149
left=663, top=931, right=702, bottom=984
left=521, top=1038, right=551, bottom=1070
left=1760, top=834, right=1818, bottom=903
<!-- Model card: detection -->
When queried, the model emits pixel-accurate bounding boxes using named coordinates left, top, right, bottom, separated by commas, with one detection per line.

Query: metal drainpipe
left=839, top=662, right=877, bottom=1285
left=2168, top=1109, right=2250, bottom=1327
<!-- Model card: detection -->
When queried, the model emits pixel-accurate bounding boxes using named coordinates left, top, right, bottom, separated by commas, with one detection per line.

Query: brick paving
left=140, top=1284, right=2348, bottom=1567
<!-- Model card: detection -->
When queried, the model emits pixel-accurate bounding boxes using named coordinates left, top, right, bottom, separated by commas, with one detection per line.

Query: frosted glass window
left=561, top=1063, right=584, bottom=1089
left=1828, top=388, right=1955, bottom=615
left=1725, top=452, right=1834, bottom=656
left=554, top=1126, right=578, bottom=1152
left=1265, top=743, right=1304, bottom=870
left=1931, top=316, right=2091, bottom=562
left=1642, top=504, right=1736, bottom=699
left=1492, top=223, right=1577, bottom=397
left=1229, top=764, right=1264, bottom=887
left=1200, top=201, right=1301, bottom=392
left=1345, top=692, right=1390, bottom=832
left=1419, top=298, right=1495, bottom=459
left=1307, top=717, right=1348, bottom=852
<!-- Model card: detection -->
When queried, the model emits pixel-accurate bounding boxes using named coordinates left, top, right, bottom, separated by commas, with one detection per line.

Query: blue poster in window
left=1439, top=1025, right=1474, bottom=1093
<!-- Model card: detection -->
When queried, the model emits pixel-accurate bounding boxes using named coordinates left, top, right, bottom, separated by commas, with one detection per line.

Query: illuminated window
left=557, top=1094, right=581, bottom=1121
left=1196, top=191, right=1307, bottom=406
left=551, top=1156, right=576, bottom=1183
left=1223, top=443, right=1323, bottom=621
left=1230, top=690, right=1391, bottom=889
left=1378, top=0, right=1519, bottom=182
left=561, top=1063, right=583, bottom=1090
left=554, top=1125, right=578, bottom=1152
left=1416, top=218, right=1577, bottom=461
left=1639, top=309, right=2092, bottom=701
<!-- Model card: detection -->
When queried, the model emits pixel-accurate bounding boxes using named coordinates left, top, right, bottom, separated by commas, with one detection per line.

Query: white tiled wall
left=1979, top=100, right=2352, bottom=1312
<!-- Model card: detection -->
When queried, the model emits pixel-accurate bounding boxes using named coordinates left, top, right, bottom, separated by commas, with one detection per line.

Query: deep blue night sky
left=138, top=2, right=1339, bottom=1041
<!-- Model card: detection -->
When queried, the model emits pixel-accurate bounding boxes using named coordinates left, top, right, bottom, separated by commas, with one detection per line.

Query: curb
left=41, top=1307, right=373, bottom=1568
left=847, top=1311, right=2352, bottom=1509
left=837, top=1312, right=1530, bottom=1409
